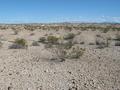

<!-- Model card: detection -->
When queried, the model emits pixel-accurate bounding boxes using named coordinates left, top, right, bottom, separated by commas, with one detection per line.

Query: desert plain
left=0, top=23, right=120, bottom=90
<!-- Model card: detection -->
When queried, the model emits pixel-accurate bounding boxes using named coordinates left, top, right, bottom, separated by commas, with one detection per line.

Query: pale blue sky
left=0, top=0, right=120, bottom=23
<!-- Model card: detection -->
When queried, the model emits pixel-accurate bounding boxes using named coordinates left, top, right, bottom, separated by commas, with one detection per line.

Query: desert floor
left=0, top=25, right=120, bottom=90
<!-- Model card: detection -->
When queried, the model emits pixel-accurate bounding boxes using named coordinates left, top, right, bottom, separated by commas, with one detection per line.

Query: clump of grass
left=64, top=33, right=75, bottom=40
left=47, top=35, right=59, bottom=44
left=9, top=38, right=28, bottom=49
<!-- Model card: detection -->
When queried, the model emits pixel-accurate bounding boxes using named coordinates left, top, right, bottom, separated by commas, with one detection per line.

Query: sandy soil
left=0, top=24, right=120, bottom=90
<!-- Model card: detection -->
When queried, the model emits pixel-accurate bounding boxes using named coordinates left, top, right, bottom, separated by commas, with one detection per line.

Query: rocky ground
left=0, top=24, right=120, bottom=90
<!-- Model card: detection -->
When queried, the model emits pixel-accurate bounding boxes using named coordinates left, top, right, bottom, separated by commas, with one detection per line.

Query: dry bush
left=67, top=46, right=85, bottom=59
left=48, top=44, right=85, bottom=62
left=51, top=45, right=67, bottom=61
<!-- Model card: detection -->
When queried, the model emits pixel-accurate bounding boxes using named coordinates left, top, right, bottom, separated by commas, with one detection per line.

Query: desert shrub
left=64, top=33, right=75, bottom=40
left=38, top=37, right=46, bottom=43
left=47, top=36, right=59, bottom=44
left=9, top=38, right=28, bottom=49
left=32, top=41, right=39, bottom=46
left=49, top=45, right=85, bottom=61
left=51, top=45, right=67, bottom=61
left=67, top=46, right=85, bottom=59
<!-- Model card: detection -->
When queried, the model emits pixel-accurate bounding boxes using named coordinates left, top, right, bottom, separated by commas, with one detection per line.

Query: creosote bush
left=9, top=38, right=28, bottom=49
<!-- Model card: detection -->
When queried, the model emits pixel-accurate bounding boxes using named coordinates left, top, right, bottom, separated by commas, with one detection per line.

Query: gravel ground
left=0, top=46, right=120, bottom=90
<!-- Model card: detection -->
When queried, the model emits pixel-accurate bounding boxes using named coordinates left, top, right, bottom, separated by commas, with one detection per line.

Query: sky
left=0, top=0, right=120, bottom=23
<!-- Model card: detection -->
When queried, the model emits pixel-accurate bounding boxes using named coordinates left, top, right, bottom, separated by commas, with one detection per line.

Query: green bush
left=9, top=38, right=28, bottom=49
left=64, top=33, right=75, bottom=40
left=15, top=39, right=27, bottom=46
left=47, top=36, right=59, bottom=44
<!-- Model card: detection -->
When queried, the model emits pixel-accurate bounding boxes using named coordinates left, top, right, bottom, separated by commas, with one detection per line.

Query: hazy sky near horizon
left=0, top=0, right=120, bottom=23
